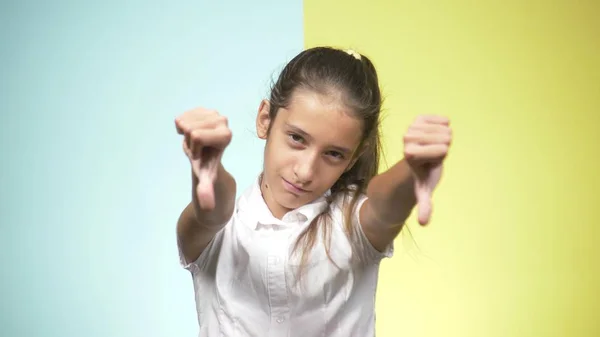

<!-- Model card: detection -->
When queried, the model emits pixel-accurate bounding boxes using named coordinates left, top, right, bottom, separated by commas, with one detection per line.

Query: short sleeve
left=331, top=191, right=394, bottom=264
left=177, top=226, right=226, bottom=274
left=352, top=195, right=394, bottom=262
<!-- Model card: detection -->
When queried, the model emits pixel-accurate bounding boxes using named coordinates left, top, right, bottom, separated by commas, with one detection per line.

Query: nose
left=293, top=151, right=318, bottom=184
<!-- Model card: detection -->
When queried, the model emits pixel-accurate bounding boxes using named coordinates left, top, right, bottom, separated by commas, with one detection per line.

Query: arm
left=177, top=163, right=236, bottom=264
left=174, top=108, right=236, bottom=264
left=359, top=159, right=416, bottom=252
left=359, top=115, right=451, bottom=252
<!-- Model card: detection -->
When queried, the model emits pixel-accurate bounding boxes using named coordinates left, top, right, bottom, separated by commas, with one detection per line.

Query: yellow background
left=304, top=1, right=599, bottom=336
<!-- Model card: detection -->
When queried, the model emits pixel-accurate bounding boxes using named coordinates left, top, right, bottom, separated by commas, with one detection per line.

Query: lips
left=282, top=178, right=309, bottom=194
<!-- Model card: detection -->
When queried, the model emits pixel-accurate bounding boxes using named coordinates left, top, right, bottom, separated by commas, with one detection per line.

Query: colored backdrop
left=304, top=0, right=600, bottom=336
left=0, top=1, right=303, bottom=336
left=2, top=0, right=599, bottom=336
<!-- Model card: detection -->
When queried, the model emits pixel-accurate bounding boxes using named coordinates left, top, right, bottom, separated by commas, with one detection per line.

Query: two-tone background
left=1, top=1, right=598, bottom=336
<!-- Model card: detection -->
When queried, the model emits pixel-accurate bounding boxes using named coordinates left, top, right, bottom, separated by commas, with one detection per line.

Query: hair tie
left=345, top=49, right=361, bottom=60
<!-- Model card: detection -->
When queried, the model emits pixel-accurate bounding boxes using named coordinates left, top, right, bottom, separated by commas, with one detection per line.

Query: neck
left=259, top=173, right=291, bottom=219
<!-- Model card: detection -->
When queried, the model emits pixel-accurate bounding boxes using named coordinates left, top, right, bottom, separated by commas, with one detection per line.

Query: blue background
left=0, top=1, right=303, bottom=336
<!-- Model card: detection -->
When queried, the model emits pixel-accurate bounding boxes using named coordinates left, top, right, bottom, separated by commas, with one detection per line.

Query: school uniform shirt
left=179, top=176, right=393, bottom=337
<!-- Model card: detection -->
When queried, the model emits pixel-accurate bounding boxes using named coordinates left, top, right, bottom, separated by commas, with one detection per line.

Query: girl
left=175, top=46, right=452, bottom=337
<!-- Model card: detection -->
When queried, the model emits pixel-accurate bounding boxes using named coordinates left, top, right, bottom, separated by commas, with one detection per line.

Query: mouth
left=282, top=178, right=309, bottom=194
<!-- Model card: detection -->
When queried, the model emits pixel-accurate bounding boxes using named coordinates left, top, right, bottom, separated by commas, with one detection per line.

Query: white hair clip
left=345, top=49, right=361, bottom=60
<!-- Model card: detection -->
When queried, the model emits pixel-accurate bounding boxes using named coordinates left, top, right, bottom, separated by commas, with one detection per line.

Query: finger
left=416, top=115, right=450, bottom=125
left=408, top=123, right=452, bottom=136
left=404, top=131, right=452, bottom=146
left=197, top=169, right=216, bottom=210
left=404, top=144, right=449, bottom=162
left=182, top=138, right=193, bottom=159
left=189, top=127, right=232, bottom=159
left=181, top=119, right=229, bottom=159
left=175, top=109, right=221, bottom=132
left=196, top=146, right=223, bottom=207
left=415, top=181, right=432, bottom=225
left=189, top=157, right=202, bottom=180
left=175, top=118, right=185, bottom=135
left=177, top=117, right=222, bottom=136
left=417, top=196, right=432, bottom=225
left=182, top=119, right=224, bottom=133
left=180, top=108, right=219, bottom=122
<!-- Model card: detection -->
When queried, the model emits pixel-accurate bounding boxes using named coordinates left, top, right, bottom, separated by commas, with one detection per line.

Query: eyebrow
left=285, top=122, right=353, bottom=155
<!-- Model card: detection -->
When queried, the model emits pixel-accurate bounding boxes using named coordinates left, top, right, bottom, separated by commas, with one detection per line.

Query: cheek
left=264, top=139, right=294, bottom=171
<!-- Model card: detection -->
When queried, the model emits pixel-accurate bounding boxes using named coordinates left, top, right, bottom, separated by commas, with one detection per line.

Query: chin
left=264, top=173, right=316, bottom=209
left=275, top=189, right=306, bottom=209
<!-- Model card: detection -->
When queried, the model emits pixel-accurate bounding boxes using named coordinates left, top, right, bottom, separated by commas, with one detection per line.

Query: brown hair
left=267, top=46, right=383, bottom=274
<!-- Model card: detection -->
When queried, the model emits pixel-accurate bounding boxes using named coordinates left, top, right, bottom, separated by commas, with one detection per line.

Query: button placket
left=266, top=237, right=290, bottom=336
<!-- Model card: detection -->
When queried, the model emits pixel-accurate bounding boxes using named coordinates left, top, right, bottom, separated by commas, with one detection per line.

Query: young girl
left=175, top=46, right=452, bottom=337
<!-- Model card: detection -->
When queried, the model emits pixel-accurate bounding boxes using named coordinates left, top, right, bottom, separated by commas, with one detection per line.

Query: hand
left=403, top=115, right=452, bottom=225
left=175, top=108, right=232, bottom=211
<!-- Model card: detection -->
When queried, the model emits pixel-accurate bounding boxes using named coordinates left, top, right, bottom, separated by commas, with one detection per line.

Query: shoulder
left=328, top=185, right=394, bottom=261
left=327, top=185, right=368, bottom=235
left=329, top=185, right=367, bottom=214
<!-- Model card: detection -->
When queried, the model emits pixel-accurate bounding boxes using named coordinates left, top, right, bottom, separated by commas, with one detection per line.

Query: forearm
left=366, top=158, right=417, bottom=227
left=177, top=164, right=236, bottom=262
left=191, top=163, right=237, bottom=227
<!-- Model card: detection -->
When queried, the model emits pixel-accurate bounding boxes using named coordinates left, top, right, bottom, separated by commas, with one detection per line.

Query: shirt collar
left=238, top=174, right=330, bottom=230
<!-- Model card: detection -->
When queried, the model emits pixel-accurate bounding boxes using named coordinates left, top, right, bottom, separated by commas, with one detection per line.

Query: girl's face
left=256, top=88, right=363, bottom=219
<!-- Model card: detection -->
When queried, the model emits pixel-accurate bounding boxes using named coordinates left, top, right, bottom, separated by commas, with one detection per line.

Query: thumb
left=196, top=169, right=216, bottom=210
left=415, top=180, right=432, bottom=225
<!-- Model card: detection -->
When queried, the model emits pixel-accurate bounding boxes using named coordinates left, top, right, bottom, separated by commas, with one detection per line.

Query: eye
left=327, top=151, right=344, bottom=159
left=289, top=133, right=304, bottom=143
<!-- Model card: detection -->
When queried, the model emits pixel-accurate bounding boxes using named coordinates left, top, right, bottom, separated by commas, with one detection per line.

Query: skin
left=175, top=87, right=451, bottom=261
left=175, top=109, right=236, bottom=263
left=255, top=88, right=363, bottom=219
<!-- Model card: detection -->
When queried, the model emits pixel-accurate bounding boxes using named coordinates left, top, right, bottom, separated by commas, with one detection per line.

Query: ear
left=256, top=99, right=271, bottom=139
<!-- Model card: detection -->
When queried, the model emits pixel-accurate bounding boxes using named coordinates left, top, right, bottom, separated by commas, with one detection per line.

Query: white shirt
left=180, top=176, right=393, bottom=337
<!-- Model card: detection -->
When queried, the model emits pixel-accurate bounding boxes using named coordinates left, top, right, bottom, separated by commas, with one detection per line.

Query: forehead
left=278, top=89, right=363, bottom=148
